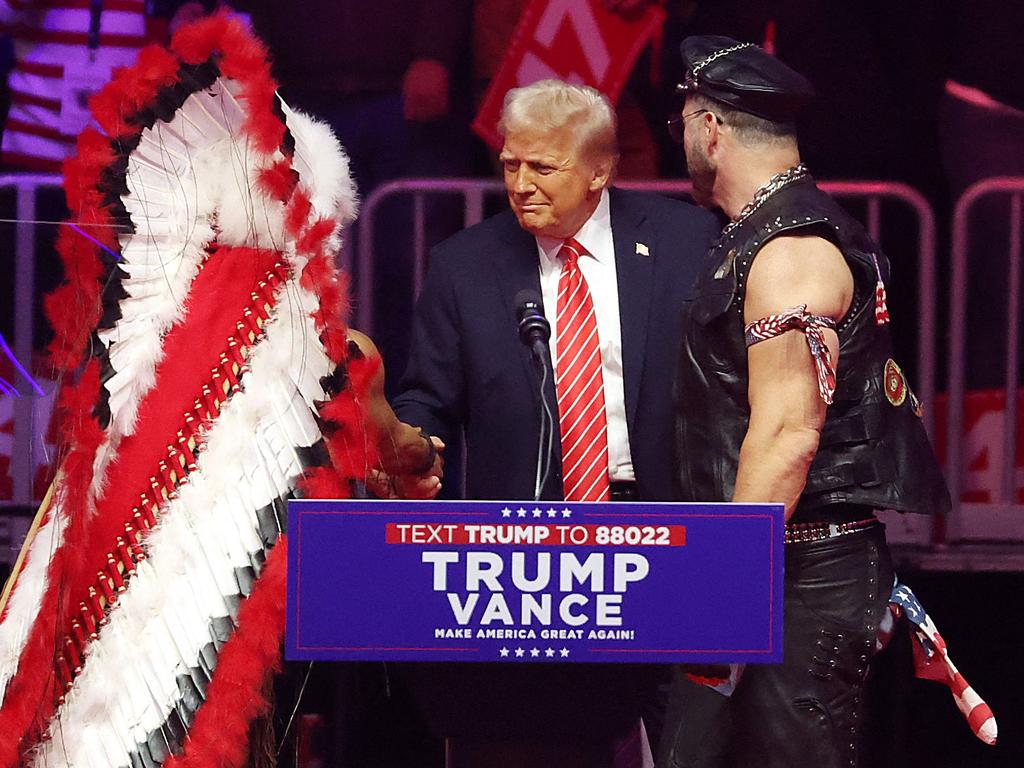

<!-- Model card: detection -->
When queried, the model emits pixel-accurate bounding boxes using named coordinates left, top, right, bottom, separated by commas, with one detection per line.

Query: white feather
left=0, top=501, right=67, bottom=702
left=99, top=78, right=259, bottom=443
left=284, top=103, right=359, bottom=229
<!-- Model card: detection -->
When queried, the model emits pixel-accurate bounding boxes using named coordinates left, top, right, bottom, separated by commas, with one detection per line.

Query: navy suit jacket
left=393, top=187, right=720, bottom=501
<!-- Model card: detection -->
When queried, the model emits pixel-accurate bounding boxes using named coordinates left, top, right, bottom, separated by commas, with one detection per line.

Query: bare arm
left=732, top=234, right=853, bottom=519
left=347, top=330, right=444, bottom=497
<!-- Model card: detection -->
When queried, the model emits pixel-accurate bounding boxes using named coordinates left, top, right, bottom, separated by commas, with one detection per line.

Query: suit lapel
left=493, top=215, right=555, bottom=409
left=610, top=188, right=655, bottom=437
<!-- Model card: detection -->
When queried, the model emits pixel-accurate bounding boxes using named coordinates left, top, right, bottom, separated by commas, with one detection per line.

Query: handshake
left=348, top=330, right=445, bottom=500
left=368, top=430, right=446, bottom=500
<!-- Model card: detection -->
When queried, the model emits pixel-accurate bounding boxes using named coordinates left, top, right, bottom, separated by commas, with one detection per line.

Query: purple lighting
left=67, top=222, right=121, bottom=261
left=0, top=331, right=45, bottom=397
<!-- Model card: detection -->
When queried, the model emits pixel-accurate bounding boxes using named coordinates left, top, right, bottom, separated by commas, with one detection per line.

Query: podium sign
left=286, top=500, right=783, bottom=664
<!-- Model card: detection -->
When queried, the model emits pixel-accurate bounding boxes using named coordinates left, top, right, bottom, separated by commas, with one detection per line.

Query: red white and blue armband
left=744, top=304, right=838, bottom=405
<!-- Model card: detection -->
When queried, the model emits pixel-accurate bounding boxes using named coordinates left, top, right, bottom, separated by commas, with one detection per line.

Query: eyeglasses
left=666, top=109, right=722, bottom=144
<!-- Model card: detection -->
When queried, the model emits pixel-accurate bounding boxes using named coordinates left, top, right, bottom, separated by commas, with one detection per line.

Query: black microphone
left=515, top=289, right=551, bottom=365
left=514, top=289, right=555, bottom=500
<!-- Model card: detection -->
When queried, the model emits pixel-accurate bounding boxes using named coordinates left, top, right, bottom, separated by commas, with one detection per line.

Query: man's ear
left=589, top=154, right=615, bottom=192
left=704, top=112, right=721, bottom=156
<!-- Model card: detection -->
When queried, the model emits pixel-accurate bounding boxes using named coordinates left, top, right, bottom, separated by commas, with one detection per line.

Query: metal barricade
left=946, top=177, right=1024, bottom=542
left=1, top=173, right=62, bottom=512
left=357, top=177, right=938, bottom=436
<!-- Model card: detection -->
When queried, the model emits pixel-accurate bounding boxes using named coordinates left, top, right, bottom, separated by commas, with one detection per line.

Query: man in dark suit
left=395, top=80, right=717, bottom=503
left=391, top=79, right=718, bottom=766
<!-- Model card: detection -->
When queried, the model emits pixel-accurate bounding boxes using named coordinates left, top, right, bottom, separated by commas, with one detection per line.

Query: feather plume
left=0, top=14, right=372, bottom=768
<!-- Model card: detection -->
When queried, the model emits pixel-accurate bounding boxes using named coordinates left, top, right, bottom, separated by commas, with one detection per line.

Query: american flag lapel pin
left=635, top=242, right=649, bottom=256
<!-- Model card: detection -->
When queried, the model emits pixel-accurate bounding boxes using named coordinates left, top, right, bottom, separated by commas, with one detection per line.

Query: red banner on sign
left=472, top=0, right=666, bottom=150
left=385, top=522, right=686, bottom=547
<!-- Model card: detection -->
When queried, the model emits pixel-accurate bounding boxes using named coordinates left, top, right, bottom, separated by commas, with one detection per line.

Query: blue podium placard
left=286, top=500, right=783, bottom=664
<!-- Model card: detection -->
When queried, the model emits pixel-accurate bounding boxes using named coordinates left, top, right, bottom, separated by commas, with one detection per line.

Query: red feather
left=285, top=189, right=313, bottom=236
left=320, top=327, right=349, bottom=364
left=89, top=45, right=179, bottom=138
left=257, top=159, right=297, bottom=202
left=44, top=283, right=99, bottom=369
left=219, top=20, right=271, bottom=80
left=347, top=355, right=382, bottom=394
left=170, top=12, right=230, bottom=65
left=299, top=253, right=333, bottom=295
left=299, top=466, right=350, bottom=500
left=63, top=129, right=114, bottom=212
left=297, top=217, right=336, bottom=256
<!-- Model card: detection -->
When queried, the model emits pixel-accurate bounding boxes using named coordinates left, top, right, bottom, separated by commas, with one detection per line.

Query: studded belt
left=784, top=517, right=880, bottom=545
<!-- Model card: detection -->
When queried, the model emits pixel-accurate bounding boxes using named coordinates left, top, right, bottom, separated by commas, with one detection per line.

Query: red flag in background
left=473, top=0, right=666, bottom=149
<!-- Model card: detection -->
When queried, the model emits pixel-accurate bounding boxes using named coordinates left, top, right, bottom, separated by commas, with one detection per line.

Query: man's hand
left=402, top=58, right=450, bottom=122
left=396, top=434, right=445, bottom=498
left=368, top=436, right=445, bottom=499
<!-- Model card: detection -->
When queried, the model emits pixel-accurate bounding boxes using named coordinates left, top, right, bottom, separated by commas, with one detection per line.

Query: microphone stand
left=531, top=348, right=556, bottom=502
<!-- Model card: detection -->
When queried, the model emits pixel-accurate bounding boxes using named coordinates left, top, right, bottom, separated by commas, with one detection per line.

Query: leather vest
left=674, top=176, right=950, bottom=519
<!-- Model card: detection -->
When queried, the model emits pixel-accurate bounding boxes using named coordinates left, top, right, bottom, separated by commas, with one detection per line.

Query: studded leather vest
left=675, top=175, right=950, bottom=519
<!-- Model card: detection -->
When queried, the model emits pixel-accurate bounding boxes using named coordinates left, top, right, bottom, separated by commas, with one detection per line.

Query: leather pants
left=659, top=524, right=894, bottom=768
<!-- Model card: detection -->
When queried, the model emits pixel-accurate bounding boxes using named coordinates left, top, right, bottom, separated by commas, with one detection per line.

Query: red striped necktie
left=555, top=238, right=611, bottom=502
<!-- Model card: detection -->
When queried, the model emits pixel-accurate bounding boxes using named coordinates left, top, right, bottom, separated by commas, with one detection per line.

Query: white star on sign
left=517, top=507, right=527, bottom=518
left=499, top=647, right=510, bottom=657
left=515, top=647, right=525, bottom=658
left=561, top=508, right=572, bottom=518
left=559, top=648, right=570, bottom=657
left=545, top=648, right=555, bottom=658
left=547, top=509, right=558, bottom=518
left=501, top=507, right=512, bottom=518
left=530, top=648, right=540, bottom=658
left=533, top=508, right=543, bottom=518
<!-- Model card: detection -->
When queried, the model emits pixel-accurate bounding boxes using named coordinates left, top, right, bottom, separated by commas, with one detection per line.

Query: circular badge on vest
left=884, top=358, right=907, bottom=407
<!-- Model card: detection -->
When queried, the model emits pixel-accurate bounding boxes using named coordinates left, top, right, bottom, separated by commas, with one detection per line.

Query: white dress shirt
left=536, top=189, right=635, bottom=482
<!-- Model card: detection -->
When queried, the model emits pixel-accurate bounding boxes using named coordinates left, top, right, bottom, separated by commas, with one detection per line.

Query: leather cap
left=678, top=35, right=814, bottom=122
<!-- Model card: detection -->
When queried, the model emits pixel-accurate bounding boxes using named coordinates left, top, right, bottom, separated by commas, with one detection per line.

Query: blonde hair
left=498, top=79, right=618, bottom=161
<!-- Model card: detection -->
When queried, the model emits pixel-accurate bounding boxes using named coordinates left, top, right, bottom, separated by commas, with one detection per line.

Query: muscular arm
left=732, top=234, right=853, bottom=519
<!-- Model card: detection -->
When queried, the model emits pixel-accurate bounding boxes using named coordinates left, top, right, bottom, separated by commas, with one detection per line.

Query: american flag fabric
left=0, top=0, right=149, bottom=171
left=888, top=580, right=998, bottom=745
left=743, top=303, right=838, bottom=404
left=871, top=253, right=891, bottom=325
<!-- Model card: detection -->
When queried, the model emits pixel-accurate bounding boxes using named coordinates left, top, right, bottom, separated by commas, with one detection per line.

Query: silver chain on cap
left=691, top=42, right=757, bottom=75
left=678, top=41, right=758, bottom=92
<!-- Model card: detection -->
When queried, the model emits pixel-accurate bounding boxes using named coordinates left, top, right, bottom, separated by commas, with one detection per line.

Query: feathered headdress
left=0, top=13, right=377, bottom=767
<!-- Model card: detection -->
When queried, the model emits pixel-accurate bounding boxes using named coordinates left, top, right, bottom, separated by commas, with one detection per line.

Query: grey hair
left=498, top=79, right=618, bottom=161
left=689, top=93, right=797, bottom=147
